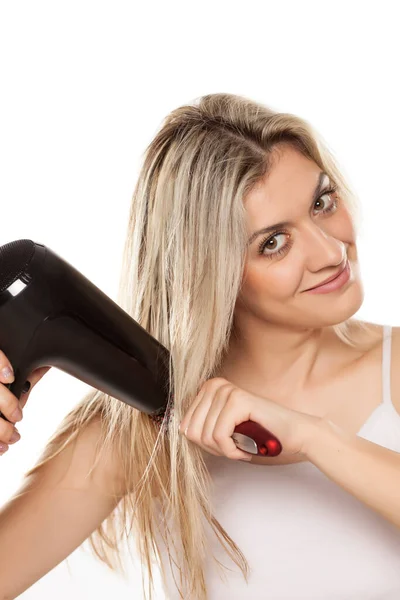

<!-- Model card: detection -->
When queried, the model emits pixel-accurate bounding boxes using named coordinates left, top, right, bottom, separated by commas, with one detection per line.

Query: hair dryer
left=0, top=239, right=282, bottom=457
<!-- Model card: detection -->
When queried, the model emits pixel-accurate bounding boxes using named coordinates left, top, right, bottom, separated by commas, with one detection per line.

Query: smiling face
left=235, top=143, right=364, bottom=332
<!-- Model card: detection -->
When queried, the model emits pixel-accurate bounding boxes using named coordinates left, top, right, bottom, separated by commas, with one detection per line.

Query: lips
left=304, top=260, right=347, bottom=291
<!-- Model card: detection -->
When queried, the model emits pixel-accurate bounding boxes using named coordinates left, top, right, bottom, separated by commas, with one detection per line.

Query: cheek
left=329, top=205, right=356, bottom=242
left=242, top=258, right=301, bottom=299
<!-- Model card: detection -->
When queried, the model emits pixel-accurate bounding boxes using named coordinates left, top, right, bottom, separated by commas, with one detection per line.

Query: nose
left=302, top=224, right=346, bottom=267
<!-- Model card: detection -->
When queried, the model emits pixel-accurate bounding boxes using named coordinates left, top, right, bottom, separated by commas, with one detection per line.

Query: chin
left=316, top=280, right=365, bottom=327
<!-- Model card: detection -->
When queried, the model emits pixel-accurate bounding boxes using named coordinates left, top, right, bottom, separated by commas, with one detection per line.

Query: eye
left=313, top=186, right=338, bottom=213
left=257, top=186, right=339, bottom=259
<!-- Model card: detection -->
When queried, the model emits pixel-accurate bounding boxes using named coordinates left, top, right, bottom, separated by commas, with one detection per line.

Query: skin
left=218, top=142, right=365, bottom=413
left=0, top=365, right=50, bottom=454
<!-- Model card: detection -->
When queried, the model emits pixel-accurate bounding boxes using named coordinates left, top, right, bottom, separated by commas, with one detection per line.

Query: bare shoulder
left=21, top=415, right=126, bottom=499
left=361, top=320, right=400, bottom=417
left=347, top=318, right=384, bottom=349
left=389, top=324, right=400, bottom=416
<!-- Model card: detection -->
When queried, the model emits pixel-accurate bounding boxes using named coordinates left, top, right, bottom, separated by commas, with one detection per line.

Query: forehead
left=245, top=145, right=321, bottom=215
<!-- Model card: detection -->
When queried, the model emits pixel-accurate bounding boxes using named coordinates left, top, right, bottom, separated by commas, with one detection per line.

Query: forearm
left=304, top=419, right=400, bottom=529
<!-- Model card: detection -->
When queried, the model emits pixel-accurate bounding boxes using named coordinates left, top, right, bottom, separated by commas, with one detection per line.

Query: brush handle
left=233, top=420, right=282, bottom=456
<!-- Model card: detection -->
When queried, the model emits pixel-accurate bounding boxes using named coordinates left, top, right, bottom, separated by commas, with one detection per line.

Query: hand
left=178, top=377, right=320, bottom=462
left=0, top=350, right=51, bottom=456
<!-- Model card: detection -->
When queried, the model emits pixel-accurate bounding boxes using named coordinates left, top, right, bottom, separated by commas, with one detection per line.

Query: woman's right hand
left=0, top=351, right=50, bottom=456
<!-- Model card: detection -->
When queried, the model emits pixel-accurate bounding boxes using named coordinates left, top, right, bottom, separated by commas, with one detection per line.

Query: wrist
left=302, top=417, right=351, bottom=460
left=301, top=416, right=332, bottom=458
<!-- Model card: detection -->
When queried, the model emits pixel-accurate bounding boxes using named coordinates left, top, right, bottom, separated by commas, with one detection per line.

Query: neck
left=218, top=319, right=348, bottom=400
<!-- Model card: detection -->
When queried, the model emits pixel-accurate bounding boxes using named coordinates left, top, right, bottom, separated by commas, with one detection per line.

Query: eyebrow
left=247, top=171, right=330, bottom=246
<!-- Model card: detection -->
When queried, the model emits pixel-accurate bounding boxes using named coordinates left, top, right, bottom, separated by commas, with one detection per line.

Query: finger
left=179, top=386, right=207, bottom=436
left=0, top=379, right=23, bottom=424
left=180, top=377, right=229, bottom=433
left=0, top=443, right=9, bottom=455
left=178, top=387, right=219, bottom=455
left=214, top=389, right=254, bottom=460
left=180, top=381, right=230, bottom=457
left=186, top=390, right=221, bottom=454
left=179, top=380, right=208, bottom=434
left=0, top=388, right=23, bottom=423
left=202, top=382, right=233, bottom=450
left=0, top=418, right=20, bottom=445
left=0, top=351, right=15, bottom=384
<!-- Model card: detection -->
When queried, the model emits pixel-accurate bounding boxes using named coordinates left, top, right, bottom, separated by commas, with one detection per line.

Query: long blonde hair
left=23, top=93, right=371, bottom=599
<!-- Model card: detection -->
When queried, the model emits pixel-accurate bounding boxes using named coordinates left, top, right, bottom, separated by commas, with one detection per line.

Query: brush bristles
left=149, top=402, right=174, bottom=427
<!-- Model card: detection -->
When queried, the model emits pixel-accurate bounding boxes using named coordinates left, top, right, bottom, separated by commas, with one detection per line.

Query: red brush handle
left=233, top=420, right=282, bottom=456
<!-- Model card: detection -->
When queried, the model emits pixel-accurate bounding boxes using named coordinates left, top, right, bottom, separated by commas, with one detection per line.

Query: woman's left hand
left=178, top=377, right=320, bottom=462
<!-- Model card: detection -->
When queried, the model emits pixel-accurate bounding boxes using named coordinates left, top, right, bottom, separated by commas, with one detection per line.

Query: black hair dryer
left=0, top=239, right=282, bottom=457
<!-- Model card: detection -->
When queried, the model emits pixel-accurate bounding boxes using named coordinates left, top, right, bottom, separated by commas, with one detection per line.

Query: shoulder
left=389, top=325, right=400, bottom=416
left=347, top=318, right=383, bottom=348
left=365, top=322, right=400, bottom=417
left=352, top=320, right=400, bottom=417
left=390, top=324, right=400, bottom=349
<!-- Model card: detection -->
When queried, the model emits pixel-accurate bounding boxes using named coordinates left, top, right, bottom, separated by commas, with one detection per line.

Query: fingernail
left=10, top=429, right=21, bottom=443
left=1, top=366, right=14, bottom=381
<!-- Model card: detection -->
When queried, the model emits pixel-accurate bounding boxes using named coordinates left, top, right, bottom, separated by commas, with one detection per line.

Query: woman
left=0, top=93, right=398, bottom=599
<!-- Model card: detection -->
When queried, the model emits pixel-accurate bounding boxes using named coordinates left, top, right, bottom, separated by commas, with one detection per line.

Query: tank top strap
left=382, top=324, right=393, bottom=407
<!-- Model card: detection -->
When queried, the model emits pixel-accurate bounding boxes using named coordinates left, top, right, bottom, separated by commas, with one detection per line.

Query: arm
left=304, top=418, right=400, bottom=529
left=0, top=417, right=125, bottom=600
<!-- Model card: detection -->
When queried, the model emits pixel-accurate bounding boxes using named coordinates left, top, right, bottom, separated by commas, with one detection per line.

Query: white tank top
left=156, top=325, right=400, bottom=599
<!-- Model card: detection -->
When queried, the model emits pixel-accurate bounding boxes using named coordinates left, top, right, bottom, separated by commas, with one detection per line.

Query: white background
left=0, top=0, right=399, bottom=598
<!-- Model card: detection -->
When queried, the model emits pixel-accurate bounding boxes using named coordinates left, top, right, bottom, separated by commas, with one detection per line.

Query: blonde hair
left=23, top=93, right=372, bottom=599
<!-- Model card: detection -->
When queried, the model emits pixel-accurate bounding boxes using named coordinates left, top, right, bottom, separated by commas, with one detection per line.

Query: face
left=235, top=143, right=364, bottom=331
